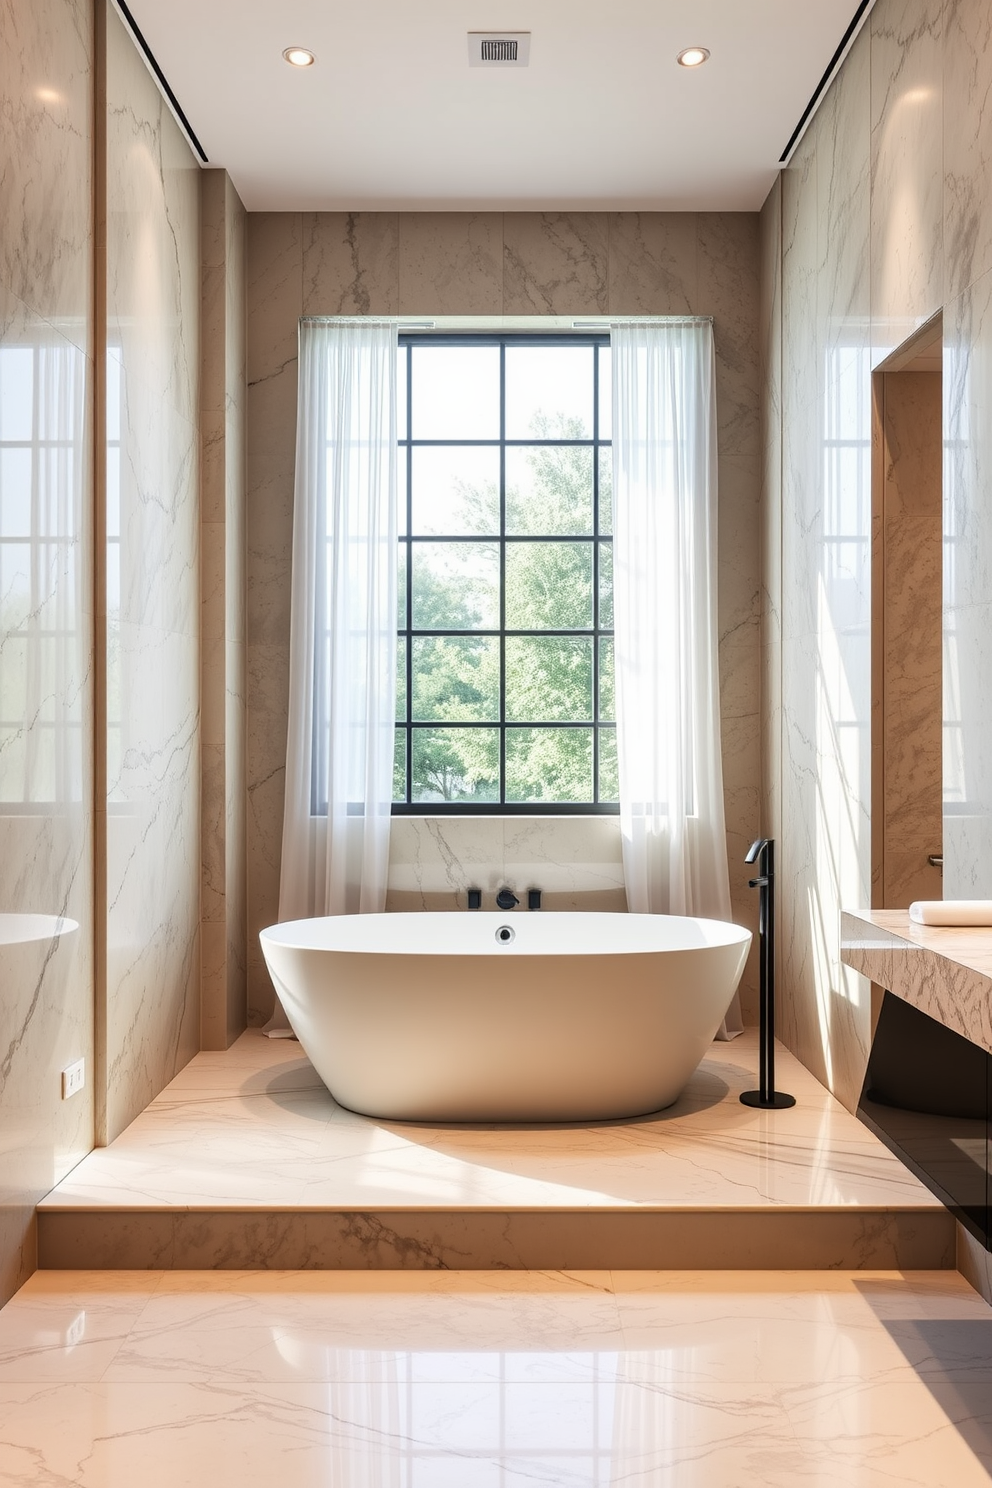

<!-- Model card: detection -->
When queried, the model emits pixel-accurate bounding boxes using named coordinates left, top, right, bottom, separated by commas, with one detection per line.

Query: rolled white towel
left=909, top=899, right=992, bottom=926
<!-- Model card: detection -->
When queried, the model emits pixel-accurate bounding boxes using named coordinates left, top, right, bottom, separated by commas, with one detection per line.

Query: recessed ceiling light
left=283, top=46, right=315, bottom=68
left=677, top=46, right=710, bottom=68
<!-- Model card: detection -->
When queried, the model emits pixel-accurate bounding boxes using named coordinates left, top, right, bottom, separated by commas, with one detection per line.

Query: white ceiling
left=123, top=0, right=868, bottom=212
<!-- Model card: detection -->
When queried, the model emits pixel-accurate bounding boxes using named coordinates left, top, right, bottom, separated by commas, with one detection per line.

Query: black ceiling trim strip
left=113, top=0, right=209, bottom=163
left=779, top=0, right=873, bottom=164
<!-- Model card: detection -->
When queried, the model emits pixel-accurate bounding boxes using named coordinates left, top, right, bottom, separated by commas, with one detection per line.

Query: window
left=394, top=335, right=617, bottom=814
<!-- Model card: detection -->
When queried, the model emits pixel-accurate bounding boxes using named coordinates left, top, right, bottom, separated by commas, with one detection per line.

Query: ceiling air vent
left=468, top=32, right=531, bottom=67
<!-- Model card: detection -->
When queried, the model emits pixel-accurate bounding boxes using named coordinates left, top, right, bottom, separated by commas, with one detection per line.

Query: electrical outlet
left=61, top=1059, right=85, bottom=1099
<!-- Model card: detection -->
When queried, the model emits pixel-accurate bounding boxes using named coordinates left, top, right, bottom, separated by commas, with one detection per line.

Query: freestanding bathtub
left=259, top=912, right=751, bottom=1122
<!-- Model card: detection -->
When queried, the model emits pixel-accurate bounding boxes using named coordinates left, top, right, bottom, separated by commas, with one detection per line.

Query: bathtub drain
left=495, top=925, right=515, bottom=944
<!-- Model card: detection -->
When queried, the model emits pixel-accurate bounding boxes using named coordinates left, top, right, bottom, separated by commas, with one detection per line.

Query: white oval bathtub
left=260, top=912, right=751, bottom=1122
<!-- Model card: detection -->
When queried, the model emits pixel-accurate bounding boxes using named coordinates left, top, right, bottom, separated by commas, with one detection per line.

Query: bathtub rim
left=260, top=909, right=752, bottom=958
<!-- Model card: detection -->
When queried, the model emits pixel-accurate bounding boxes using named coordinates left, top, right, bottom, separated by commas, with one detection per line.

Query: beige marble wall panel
left=302, top=213, right=399, bottom=317
left=246, top=213, right=304, bottom=1021
left=606, top=214, right=697, bottom=313
left=246, top=643, right=289, bottom=1019
left=0, top=0, right=94, bottom=1306
left=943, top=0, right=992, bottom=303
left=398, top=214, right=502, bottom=315
left=699, top=214, right=761, bottom=459
left=0, top=0, right=92, bottom=346
left=104, top=1, right=200, bottom=1138
left=247, top=211, right=762, bottom=1022
left=502, top=214, right=609, bottom=315
left=716, top=454, right=762, bottom=1017
left=869, top=0, right=943, bottom=356
left=879, top=371, right=942, bottom=907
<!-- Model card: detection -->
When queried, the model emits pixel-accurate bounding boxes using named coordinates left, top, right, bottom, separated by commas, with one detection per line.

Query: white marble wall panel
left=943, top=0, right=992, bottom=303
left=105, top=15, right=200, bottom=429
left=777, top=36, right=874, bottom=1112
left=0, top=0, right=94, bottom=1306
left=869, top=0, right=943, bottom=356
left=104, top=1, right=200, bottom=1139
left=764, top=0, right=992, bottom=1107
left=200, top=169, right=247, bottom=1050
left=943, top=265, right=992, bottom=897
left=385, top=816, right=626, bottom=914
left=246, top=211, right=763, bottom=1023
left=0, top=0, right=92, bottom=346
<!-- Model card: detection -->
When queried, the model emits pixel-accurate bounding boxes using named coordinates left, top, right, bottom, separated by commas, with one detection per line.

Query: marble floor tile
left=0, top=1270, right=991, bottom=1487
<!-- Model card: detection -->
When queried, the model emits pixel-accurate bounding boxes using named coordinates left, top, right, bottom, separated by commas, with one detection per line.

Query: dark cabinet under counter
left=858, top=991, right=992, bottom=1247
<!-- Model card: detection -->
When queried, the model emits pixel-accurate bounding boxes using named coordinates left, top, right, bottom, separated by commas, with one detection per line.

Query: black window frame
left=394, top=331, right=618, bottom=817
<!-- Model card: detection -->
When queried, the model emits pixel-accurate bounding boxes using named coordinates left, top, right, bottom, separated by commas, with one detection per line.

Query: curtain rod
left=300, top=316, right=714, bottom=329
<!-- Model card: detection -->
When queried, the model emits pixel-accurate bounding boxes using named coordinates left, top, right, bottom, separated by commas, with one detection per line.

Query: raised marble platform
left=37, top=1029, right=953, bottom=1272
left=841, top=910, right=992, bottom=1055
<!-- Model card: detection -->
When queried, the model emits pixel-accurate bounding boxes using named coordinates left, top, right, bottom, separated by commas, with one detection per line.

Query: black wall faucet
left=496, top=888, right=519, bottom=910
left=528, top=889, right=542, bottom=910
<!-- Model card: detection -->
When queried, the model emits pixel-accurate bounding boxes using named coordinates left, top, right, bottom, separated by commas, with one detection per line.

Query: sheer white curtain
left=611, top=321, right=741, bottom=1037
left=273, top=320, right=397, bottom=1029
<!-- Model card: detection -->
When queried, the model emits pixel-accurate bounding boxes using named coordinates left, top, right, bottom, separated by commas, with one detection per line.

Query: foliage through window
left=395, top=335, right=617, bottom=813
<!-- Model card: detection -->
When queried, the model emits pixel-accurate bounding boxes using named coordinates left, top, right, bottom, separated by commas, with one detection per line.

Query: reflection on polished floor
left=37, top=1028, right=951, bottom=1271
left=1, top=1268, right=991, bottom=1486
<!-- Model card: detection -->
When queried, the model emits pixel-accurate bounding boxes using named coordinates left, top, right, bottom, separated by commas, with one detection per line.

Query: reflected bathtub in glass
left=259, top=912, right=750, bottom=1122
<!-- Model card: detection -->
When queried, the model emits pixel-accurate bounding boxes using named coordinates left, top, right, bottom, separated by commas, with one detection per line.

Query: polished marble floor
left=1, top=1268, right=991, bottom=1485
left=37, top=1029, right=951, bottom=1271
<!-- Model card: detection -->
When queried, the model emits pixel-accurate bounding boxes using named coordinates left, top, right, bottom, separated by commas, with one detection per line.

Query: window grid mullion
left=592, top=341, right=601, bottom=804
left=405, top=342, right=413, bottom=805
left=498, top=339, right=507, bottom=807
left=395, top=333, right=618, bottom=813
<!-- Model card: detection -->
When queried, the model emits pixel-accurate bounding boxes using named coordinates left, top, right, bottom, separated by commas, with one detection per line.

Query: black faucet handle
left=496, top=888, right=519, bottom=910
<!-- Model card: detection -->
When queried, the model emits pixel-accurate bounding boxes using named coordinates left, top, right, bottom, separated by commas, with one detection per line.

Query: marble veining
left=0, top=0, right=94, bottom=1306
left=103, top=0, right=201, bottom=1140
left=502, top=214, right=609, bottom=316
left=841, top=909, right=992, bottom=1056
left=199, top=169, right=248, bottom=1051
left=35, top=1028, right=952, bottom=1273
left=0, top=1269, right=991, bottom=1485
left=0, top=0, right=92, bottom=347
left=869, top=0, right=944, bottom=351
left=245, top=209, right=763, bottom=1022
left=943, top=0, right=992, bottom=302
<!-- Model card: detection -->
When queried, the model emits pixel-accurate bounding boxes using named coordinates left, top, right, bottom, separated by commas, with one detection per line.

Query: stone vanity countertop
left=841, top=909, right=992, bottom=1055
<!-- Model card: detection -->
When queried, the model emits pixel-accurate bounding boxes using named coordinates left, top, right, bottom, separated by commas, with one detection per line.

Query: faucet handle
left=496, top=888, right=519, bottom=910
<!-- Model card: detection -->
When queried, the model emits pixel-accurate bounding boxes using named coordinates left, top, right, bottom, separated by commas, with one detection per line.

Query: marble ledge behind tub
left=841, top=909, right=992, bottom=1056
left=384, top=815, right=628, bottom=912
